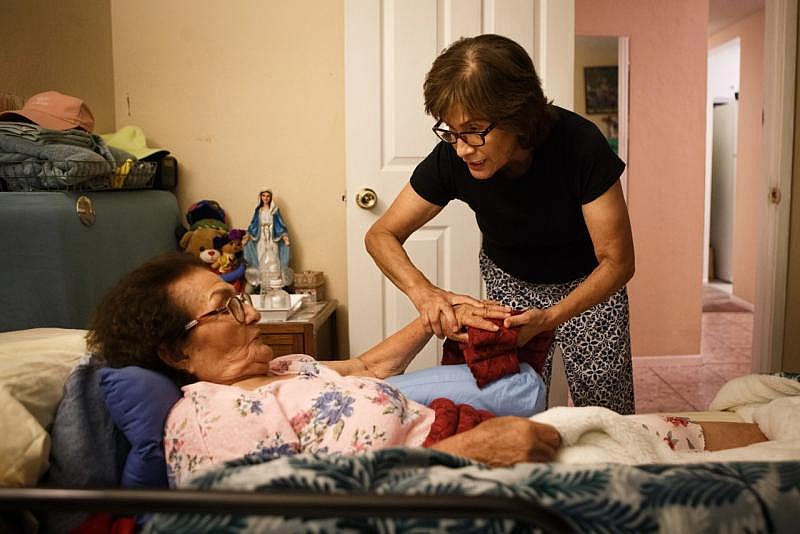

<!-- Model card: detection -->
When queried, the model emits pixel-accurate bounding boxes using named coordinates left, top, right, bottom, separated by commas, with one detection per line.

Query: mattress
left=0, top=190, right=180, bottom=332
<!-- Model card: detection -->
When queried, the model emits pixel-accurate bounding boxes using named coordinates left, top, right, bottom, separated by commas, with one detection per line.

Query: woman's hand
left=407, top=285, right=483, bottom=339
left=447, top=302, right=512, bottom=343
left=431, top=416, right=562, bottom=465
left=503, top=307, right=555, bottom=346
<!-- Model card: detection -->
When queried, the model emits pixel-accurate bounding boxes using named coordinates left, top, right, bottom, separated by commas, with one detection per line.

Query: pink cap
left=0, top=90, right=95, bottom=132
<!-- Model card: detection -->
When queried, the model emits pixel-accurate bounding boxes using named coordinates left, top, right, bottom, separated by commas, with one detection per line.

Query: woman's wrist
left=354, top=356, right=375, bottom=377
left=406, top=282, right=435, bottom=306
left=541, top=306, right=562, bottom=330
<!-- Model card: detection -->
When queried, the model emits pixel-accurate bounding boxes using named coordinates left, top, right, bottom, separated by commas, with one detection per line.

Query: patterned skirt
left=480, top=251, right=635, bottom=414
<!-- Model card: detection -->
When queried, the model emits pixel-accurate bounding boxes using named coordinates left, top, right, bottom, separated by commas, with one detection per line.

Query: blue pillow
left=98, top=366, right=181, bottom=488
left=385, top=363, right=546, bottom=417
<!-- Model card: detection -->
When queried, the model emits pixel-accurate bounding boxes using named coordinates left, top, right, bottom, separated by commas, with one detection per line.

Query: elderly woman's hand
left=447, top=302, right=512, bottom=343
left=407, top=285, right=483, bottom=339
left=431, top=416, right=561, bottom=465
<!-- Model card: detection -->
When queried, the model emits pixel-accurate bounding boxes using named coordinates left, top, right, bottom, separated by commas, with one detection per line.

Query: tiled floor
left=633, top=287, right=753, bottom=413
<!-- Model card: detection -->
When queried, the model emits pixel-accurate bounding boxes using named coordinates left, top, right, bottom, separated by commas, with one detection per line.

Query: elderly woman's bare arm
left=324, top=318, right=431, bottom=378
left=326, top=303, right=511, bottom=378
left=430, top=417, right=562, bottom=465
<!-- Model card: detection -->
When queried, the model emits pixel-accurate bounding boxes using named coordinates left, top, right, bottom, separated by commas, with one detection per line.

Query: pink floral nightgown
left=163, top=354, right=435, bottom=486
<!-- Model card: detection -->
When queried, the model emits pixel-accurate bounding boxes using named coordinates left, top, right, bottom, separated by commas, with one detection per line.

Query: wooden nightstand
left=257, top=299, right=338, bottom=360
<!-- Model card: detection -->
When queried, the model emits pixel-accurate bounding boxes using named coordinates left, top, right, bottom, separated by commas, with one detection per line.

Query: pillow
left=385, top=363, right=546, bottom=417
left=98, top=366, right=181, bottom=488
left=0, top=328, right=86, bottom=486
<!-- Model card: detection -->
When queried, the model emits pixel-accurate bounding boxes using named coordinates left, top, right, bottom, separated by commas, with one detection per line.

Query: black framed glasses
left=432, top=121, right=496, bottom=147
left=184, top=293, right=253, bottom=332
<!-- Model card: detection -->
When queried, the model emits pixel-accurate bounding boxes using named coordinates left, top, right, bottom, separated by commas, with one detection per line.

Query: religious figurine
left=243, top=188, right=292, bottom=287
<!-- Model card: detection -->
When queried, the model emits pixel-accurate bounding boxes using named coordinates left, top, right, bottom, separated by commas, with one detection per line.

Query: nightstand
left=257, top=299, right=338, bottom=360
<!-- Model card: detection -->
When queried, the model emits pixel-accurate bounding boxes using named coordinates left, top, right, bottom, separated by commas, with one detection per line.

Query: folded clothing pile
left=0, top=121, right=117, bottom=188
left=442, top=316, right=554, bottom=388
left=0, top=91, right=167, bottom=191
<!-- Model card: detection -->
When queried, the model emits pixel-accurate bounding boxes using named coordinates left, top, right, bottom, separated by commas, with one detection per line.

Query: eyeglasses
left=432, top=121, right=496, bottom=147
left=184, top=293, right=253, bottom=332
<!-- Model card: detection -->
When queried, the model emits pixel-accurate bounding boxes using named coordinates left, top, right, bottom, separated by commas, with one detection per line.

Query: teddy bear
left=177, top=201, right=248, bottom=291
left=179, top=226, right=227, bottom=262
left=177, top=199, right=229, bottom=259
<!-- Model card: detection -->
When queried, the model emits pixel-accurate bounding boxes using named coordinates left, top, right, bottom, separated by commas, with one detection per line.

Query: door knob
left=355, top=187, right=378, bottom=209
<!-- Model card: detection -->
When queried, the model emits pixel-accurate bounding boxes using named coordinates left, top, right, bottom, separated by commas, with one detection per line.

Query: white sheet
left=531, top=374, right=800, bottom=464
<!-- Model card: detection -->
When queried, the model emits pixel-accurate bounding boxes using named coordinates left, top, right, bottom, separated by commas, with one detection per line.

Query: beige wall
left=577, top=0, right=709, bottom=356
left=574, top=36, right=618, bottom=135
left=109, top=0, right=349, bottom=355
left=709, top=10, right=764, bottom=305
left=1, top=0, right=115, bottom=132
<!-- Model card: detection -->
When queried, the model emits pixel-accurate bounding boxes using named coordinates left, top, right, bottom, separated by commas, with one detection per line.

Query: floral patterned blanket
left=143, top=447, right=800, bottom=533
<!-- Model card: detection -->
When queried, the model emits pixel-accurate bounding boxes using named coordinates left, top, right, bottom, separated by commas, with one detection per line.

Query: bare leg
left=698, top=422, right=768, bottom=451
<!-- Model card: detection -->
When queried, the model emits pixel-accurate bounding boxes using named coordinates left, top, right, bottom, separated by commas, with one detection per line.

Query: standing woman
left=243, top=188, right=291, bottom=279
left=365, top=34, right=636, bottom=414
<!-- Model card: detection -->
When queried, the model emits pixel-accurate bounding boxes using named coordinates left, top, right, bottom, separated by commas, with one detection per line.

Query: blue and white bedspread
left=143, top=447, right=800, bottom=533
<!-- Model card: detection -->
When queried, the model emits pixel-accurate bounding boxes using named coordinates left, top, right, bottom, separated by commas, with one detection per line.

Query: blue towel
left=40, top=359, right=130, bottom=533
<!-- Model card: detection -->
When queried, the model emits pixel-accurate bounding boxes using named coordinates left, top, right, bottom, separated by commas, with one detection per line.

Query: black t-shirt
left=410, top=106, right=625, bottom=284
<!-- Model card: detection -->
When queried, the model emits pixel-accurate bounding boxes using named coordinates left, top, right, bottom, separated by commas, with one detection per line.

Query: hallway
left=633, top=286, right=753, bottom=413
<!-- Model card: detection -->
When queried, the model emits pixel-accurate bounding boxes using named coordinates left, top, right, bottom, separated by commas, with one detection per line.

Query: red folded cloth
left=442, top=316, right=554, bottom=388
left=422, top=397, right=495, bottom=447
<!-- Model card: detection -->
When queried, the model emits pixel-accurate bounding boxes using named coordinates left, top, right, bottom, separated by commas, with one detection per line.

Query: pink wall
left=576, top=0, right=709, bottom=355
left=709, top=10, right=764, bottom=305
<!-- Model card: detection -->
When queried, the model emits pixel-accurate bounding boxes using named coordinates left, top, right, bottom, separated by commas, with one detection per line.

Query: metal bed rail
left=0, top=487, right=574, bottom=532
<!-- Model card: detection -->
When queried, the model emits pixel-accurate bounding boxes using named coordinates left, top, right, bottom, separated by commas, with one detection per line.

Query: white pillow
left=0, top=328, right=86, bottom=486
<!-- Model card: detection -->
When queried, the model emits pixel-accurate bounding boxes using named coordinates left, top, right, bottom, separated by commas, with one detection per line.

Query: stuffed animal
left=177, top=201, right=247, bottom=290
left=211, top=236, right=242, bottom=274
left=178, top=199, right=229, bottom=258
left=185, top=199, right=227, bottom=231
left=179, top=226, right=227, bottom=259
left=210, top=229, right=246, bottom=292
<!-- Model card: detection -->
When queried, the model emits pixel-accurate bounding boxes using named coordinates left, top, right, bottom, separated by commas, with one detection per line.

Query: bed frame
left=0, top=487, right=574, bottom=532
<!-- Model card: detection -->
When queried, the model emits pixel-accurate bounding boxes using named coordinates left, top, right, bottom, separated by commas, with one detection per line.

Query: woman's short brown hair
left=424, top=34, right=556, bottom=148
left=86, top=252, right=207, bottom=382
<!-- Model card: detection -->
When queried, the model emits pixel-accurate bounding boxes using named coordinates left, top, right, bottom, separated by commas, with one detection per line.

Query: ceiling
left=709, top=0, right=765, bottom=34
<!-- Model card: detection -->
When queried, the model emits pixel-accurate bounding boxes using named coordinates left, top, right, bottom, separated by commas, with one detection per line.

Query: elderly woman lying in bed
left=86, top=253, right=561, bottom=486
left=86, top=253, right=769, bottom=487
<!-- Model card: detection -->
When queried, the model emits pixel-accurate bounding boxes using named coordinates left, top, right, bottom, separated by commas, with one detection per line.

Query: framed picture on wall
left=584, top=66, right=618, bottom=114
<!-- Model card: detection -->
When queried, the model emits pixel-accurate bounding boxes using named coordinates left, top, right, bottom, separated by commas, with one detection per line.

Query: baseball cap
left=0, top=90, right=95, bottom=132
left=101, top=125, right=169, bottom=160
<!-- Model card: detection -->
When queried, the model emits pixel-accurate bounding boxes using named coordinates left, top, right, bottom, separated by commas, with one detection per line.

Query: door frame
left=618, top=36, right=630, bottom=198
left=753, top=0, right=797, bottom=372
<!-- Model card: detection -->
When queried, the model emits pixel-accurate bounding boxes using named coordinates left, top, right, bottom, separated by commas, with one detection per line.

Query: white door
left=345, top=0, right=574, bottom=371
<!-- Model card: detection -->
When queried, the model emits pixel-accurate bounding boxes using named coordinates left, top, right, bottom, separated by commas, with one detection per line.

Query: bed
left=1, top=327, right=800, bottom=533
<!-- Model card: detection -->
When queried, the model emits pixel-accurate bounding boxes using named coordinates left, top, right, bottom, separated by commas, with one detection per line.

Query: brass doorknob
left=355, top=187, right=378, bottom=209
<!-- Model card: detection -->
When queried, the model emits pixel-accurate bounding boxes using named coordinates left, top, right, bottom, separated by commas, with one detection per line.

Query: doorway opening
left=573, top=36, right=628, bottom=196
left=706, top=38, right=740, bottom=291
